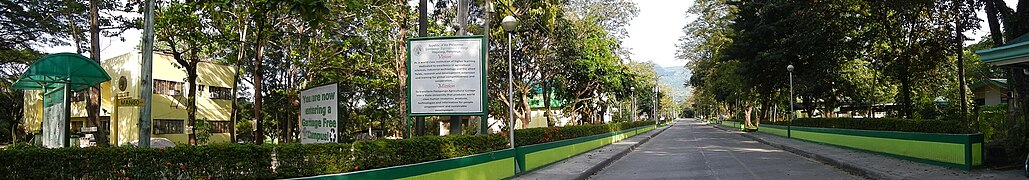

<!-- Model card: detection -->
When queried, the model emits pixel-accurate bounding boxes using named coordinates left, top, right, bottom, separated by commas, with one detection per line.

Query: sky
left=41, top=0, right=1022, bottom=66
left=623, top=0, right=693, bottom=68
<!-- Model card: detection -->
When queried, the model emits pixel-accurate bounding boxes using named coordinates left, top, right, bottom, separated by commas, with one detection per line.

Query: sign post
left=407, top=36, right=488, bottom=134
left=300, top=83, right=340, bottom=144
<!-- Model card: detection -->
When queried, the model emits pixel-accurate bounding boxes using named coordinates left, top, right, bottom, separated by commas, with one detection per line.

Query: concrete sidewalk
left=513, top=120, right=675, bottom=180
left=713, top=124, right=1024, bottom=180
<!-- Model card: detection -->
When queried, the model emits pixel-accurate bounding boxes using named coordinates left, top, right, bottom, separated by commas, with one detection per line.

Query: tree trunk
left=543, top=82, right=554, bottom=127
left=397, top=1, right=409, bottom=137
left=186, top=68, right=198, bottom=145
left=520, top=93, right=531, bottom=128
left=86, top=0, right=109, bottom=147
left=985, top=0, right=1005, bottom=46
left=803, top=96, right=814, bottom=118
left=900, top=57, right=912, bottom=118
left=743, top=104, right=753, bottom=128
left=596, top=101, right=600, bottom=124
left=230, top=25, right=248, bottom=143
left=254, top=33, right=266, bottom=144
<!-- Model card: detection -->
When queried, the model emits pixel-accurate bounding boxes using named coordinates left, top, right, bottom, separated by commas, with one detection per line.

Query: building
left=22, top=51, right=236, bottom=146
left=971, top=79, right=1008, bottom=106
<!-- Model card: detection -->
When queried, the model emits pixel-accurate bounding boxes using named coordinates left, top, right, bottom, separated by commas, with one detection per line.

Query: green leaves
left=682, top=0, right=977, bottom=119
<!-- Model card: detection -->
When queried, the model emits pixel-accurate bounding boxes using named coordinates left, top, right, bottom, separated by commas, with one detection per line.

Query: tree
left=553, top=15, right=625, bottom=124
left=155, top=1, right=218, bottom=145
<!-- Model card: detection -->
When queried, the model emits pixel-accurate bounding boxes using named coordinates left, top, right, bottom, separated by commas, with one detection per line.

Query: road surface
left=590, top=120, right=859, bottom=180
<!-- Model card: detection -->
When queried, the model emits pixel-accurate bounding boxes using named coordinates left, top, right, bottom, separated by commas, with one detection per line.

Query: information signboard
left=407, top=36, right=487, bottom=116
left=300, top=83, right=339, bottom=144
left=42, top=87, right=68, bottom=148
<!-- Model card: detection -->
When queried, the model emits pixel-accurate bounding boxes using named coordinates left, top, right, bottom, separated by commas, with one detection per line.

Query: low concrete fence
left=718, top=120, right=744, bottom=130
left=757, top=124, right=983, bottom=170
left=292, top=124, right=662, bottom=179
left=516, top=125, right=657, bottom=172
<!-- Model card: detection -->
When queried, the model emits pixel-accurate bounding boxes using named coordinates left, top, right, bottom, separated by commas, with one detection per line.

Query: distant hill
left=653, top=65, right=690, bottom=101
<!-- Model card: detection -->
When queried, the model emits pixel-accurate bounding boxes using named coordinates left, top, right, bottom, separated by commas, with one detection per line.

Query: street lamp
left=630, top=86, right=636, bottom=122
left=502, top=15, right=518, bottom=150
left=787, top=64, right=794, bottom=138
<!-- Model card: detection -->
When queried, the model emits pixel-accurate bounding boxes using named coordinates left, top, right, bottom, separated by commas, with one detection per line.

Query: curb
left=711, top=125, right=893, bottom=180
left=575, top=122, right=675, bottom=180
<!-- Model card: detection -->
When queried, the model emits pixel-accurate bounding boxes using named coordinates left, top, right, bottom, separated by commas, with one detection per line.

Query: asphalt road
left=589, top=120, right=860, bottom=180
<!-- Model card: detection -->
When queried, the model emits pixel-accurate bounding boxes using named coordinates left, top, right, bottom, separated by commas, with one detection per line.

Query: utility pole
left=138, top=0, right=156, bottom=148
left=482, top=0, right=492, bottom=135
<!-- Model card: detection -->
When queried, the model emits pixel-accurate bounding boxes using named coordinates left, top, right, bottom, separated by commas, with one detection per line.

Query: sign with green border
left=407, top=36, right=488, bottom=116
left=300, top=83, right=340, bottom=144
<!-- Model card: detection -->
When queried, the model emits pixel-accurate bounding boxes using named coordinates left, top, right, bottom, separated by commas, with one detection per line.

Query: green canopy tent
left=12, top=53, right=111, bottom=148
left=12, top=53, right=111, bottom=91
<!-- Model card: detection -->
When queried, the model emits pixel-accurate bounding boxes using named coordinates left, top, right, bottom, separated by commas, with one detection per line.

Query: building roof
left=977, top=33, right=1029, bottom=66
left=970, top=79, right=1007, bottom=91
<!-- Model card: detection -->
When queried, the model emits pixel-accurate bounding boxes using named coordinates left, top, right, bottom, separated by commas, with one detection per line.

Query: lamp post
left=501, top=16, right=518, bottom=150
left=630, top=86, right=636, bottom=122
left=787, top=64, right=794, bottom=138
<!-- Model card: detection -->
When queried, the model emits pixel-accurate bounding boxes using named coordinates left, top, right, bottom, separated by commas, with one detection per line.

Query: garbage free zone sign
left=408, top=37, right=485, bottom=115
left=300, top=83, right=338, bottom=144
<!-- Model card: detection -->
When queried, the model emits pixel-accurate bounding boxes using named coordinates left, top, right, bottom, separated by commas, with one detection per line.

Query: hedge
left=514, top=121, right=654, bottom=146
left=0, top=121, right=655, bottom=179
left=765, top=118, right=968, bottom=134
left=0, top=143, right=274, bottom=179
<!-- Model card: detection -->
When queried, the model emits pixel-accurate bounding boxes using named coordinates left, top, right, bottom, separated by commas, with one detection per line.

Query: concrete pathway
left=590, top=120, right=859, bottom=180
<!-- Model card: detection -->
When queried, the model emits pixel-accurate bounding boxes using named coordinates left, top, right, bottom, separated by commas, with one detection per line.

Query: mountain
left=653, top=65, right=691, bottom=101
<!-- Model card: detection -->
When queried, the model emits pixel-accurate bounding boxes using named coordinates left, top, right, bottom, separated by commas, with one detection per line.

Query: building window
left=70, top=91, right=88, bottom=102
left=153, top=119, right=184, bottom=134
left=71, top=121, right=84, bottom=134
left=208, top=86, right=232, bottom=100
left=154, top=79, right=184, bottom=96
left=99, top=120, right=110, bottom=134
left=209, top=121, right=231, bottom=133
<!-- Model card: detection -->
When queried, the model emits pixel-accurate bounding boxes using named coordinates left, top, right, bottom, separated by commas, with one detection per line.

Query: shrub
left=0, top=144, right=274, bottom=179
left=514, top=121, right=654, bottom=146
left=0, top=121, right=654, bottom=179
left=765, top=118, right=968, bottom=134
left=235, top=120, right=255, bottom=143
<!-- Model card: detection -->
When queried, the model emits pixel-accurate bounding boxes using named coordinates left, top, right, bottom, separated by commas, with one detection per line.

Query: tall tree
left=155, top=1, right=217, bottom=145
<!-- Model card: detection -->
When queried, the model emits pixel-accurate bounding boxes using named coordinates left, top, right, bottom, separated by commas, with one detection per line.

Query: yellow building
left=22, top=51, right=237, bottom=146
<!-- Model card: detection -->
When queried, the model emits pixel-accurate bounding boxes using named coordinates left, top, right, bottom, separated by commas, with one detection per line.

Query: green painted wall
left=398, top=158, right=515, bottom=180
left=972, top=143, right=982, bottom=166
left=791, top=130, right=965, bottom=164
left=720, top=121, right=741, bottom=130
left=297, top=124, right=661, bottom=179
left=522, top=125, right=654, bottom=171
left=755, top=124, right=983, bottom=169
left=758, top=125, right=788, bottom=136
